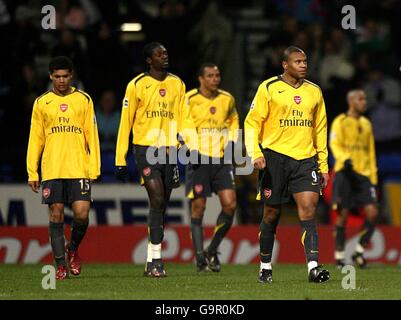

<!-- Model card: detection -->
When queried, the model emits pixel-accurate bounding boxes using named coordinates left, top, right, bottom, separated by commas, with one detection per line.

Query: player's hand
left=28, top=181, right=40, bottom=193
left=115, top=166, right=128, bottom=182
left=320, top=173, right=329, bottom=189
left=253, top=157, right=266, bottom=170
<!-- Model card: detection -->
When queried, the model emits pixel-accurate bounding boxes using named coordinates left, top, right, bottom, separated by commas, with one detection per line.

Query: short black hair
left=143, top=42, right=164, bottom=60
left=49, top=56, right=73, bottom=73
left=198, top=62, right=218, bottom=76
left=282, top=46, right=305, bottom=61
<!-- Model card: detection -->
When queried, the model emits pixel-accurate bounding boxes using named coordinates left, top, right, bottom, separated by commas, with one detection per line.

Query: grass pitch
left=0, top=264, right=400, bottom=300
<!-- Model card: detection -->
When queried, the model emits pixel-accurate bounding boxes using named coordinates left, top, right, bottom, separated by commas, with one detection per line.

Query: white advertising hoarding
left=0, top=184, right=234, bottom=226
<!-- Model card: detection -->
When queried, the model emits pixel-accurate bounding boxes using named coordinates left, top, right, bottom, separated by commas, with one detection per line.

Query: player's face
left=50, top=69, right=73, bottom=94
left=284, top=52, right=308, bottom=79
left=353, top=91, right=367, bottom=114
left=150, top=46, right=169, bottom=70
left=199, top=66, right=221, bottom=92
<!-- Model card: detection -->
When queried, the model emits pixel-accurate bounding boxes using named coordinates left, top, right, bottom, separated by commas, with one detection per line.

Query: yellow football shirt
left=330, top=113, right=377, bottom=185
left=115, top=72, right=186, bottom=166
left=184, top=88, right=239, bottom=158
left=245, top=75, right=328, bottom=173
left=26, top=88, right=101, bottom=182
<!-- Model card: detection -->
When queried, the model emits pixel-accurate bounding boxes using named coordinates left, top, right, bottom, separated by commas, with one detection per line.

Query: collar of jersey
left=278, top=75, right=305, bottom=89
left=196, top=88, right=221, bottom=101
left=51, top=86, right=76, bottom=97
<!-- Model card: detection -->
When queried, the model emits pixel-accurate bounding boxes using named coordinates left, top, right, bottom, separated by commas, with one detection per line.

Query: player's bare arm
left=320, top=173, right=329, bottom=189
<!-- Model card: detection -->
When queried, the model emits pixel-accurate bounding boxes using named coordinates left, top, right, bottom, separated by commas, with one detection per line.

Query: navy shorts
left=332, top=171, right=377, bottom=210
left=257, top=149, right=321, bottom=205
left=41, top=179, right=91, bottom=204
left=185, top=157, right=235, bottom=199
left=134, top=145, right=180, bottom=189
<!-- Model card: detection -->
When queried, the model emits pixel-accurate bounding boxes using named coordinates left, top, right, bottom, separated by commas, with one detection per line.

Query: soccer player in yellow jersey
left=185, top=63, right=239, bottom=272
left=26, top=56, right=100, bottom=280
left=115, top=42, right=185, bottom=277
left=245, top=46, right=330, bottom=283
left=330, top=89, right=378, bottom=269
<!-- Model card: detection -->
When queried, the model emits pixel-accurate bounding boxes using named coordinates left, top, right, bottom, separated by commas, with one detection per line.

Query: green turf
left=0, top=264, right=400, bottom=300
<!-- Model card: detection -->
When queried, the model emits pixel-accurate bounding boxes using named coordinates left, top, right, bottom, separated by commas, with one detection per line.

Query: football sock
left=260, top=262, right=272, bottom=270
left=259, top=221, right=276, bottom=263
left=151, top=243, right=161, bottom=260
left=335, top=225, right=346, bottom=251
left=190, top=217, right=204, bottom=261
left=69, top=218, right=89, bottom=251
left=207, top=211, right=233, bottom=254
left=355, top=243, right=364, bottom=254
left=300, top=219, right=319, bottom=263
left=359, top=220, right=375, bottom=248
left=49, top=222, right=66, bottom=266
left=308, top=261, right=318, bottom=273
left=147, top=241, right=152, bottom=263
left=335, top=251, right=345, bottom=260
left=149, top=208, right=164, bottom=245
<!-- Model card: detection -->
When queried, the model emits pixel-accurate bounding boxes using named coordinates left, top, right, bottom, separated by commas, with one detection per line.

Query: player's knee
left=149, top=195, right=166, bottom=211
left=222, top=201, right=237, bottom=215
left=192, top=203, right=206, bottom=218
left=73, top=216, right=89, bottom=225
left=300, top=212, right=315, bottom=221
left=298, top=204, right=316, bottom=220
left=366, top=204, right=379, bottom=222
left=191, top=202, right=205, bottom=219
left=263, top=206, right=279, bottom=224
left=49, top=204, right=64, bottom=222
left=192, top=211, right=204, bottom=220
left=73, top=208, right=89, bottom=222
left=50, top=203, right=63, bottom=212
left=336, top=215, right=347, bottom=227
left=336, top=210, right=347, bottom=226
left=49, top=213, right=64, bottom=223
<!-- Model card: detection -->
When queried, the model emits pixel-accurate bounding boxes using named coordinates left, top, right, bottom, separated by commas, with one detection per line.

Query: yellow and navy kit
left=244, top=75, right=328, bottom=173
left=330, top=113, right=377, bottom=185
left=27, top=87, right=101, bottom=182
left=184, top=88, right=239, bottom=158
left=115, top=72, right=186, bottom=166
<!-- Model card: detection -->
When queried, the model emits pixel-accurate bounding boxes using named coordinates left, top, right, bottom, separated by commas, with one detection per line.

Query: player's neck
left=149, top=68, right=168, bottom=81
left=281, top=73, right=303, bottom=88
left=52, top=86, right=73, bottom=96
left=199, top=87, right=218, bottom=99
left=347, top=109, right=361, bottom=119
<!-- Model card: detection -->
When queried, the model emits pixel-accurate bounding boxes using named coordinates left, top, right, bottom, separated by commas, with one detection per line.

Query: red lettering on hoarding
left=1, top=226, right=400, bottom=264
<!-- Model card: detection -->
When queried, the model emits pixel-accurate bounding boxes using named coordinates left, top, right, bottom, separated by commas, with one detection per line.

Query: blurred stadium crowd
left=0, top=0, right=400, bottom=223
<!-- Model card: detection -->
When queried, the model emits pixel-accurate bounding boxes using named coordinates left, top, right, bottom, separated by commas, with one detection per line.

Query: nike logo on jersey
left=146, top=85, right=152, bottom=89
left=46, top=100, right=53, bottom=104
left=278, top=90, right=286, bottom=93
